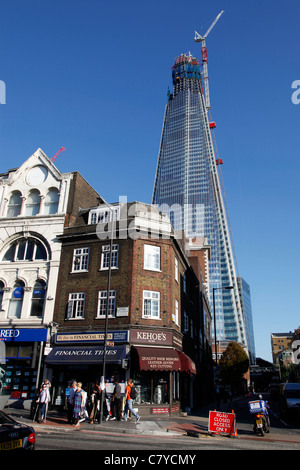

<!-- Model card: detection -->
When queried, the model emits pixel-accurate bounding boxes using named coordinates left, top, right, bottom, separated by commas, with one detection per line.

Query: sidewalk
left=3, top=399, right=230, bottom=438
left=4, top=398, right=300, bottom=445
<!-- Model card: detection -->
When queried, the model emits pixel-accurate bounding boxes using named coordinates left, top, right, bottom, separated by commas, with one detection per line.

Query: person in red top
left=124, top=378, right=140, bottom=423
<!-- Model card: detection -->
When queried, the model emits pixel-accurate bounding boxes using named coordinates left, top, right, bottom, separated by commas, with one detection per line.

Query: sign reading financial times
left=56, top=330, right=129, bottom=344
left=45, top=345, right=126, bottom=365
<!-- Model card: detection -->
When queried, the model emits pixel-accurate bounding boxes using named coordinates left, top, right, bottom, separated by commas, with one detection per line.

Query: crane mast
left=194, top=10, right=224, bottom=111
left=50, top=147, right=66, bottom=163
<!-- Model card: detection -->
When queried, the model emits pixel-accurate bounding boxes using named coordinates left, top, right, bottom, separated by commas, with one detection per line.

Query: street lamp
left=99, top=204, right=115, bottom=425
left=212, top=285, right=234, bottom=409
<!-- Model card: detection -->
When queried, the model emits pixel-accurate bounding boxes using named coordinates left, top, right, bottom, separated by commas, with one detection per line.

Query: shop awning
left=134, top=347, right=181, bottom=371
left=133, top=347, right=197, bottom=373
left=178, top=351, right=197, bottom=374
left=44, top=345, right=126, bottom=365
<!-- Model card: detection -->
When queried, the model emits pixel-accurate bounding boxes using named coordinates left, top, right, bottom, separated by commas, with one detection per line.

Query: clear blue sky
left=1, top=0, right=299, bottom=362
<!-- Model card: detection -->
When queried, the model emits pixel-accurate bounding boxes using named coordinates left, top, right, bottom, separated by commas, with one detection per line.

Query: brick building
left=45, top=200, right=213, bottom=413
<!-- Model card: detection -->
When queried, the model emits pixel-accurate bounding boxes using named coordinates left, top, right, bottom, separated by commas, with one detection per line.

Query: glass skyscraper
left=237, top=277, right=256, bottom=364
left=152, top=53, right=247, bottom=346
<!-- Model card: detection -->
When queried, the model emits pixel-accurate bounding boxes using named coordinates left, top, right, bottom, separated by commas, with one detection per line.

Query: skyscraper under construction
left=152, top=51, right=249, bottom=350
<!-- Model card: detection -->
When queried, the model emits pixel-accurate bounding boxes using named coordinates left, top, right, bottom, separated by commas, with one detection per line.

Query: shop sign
left=151, top=407, right=169, bottom=414
left=0, top=328, right=47, bottom=342
left=131, top=329, right=182, bottom=347
left=45, top=345, right=127, bottom=365
left=56, top=330, right=129, bottom=344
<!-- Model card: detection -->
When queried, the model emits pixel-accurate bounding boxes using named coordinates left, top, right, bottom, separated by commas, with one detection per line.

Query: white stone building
left=0, top=148, right=100, bottom=399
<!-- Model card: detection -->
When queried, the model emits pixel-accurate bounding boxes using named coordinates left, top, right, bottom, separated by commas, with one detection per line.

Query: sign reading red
left=208, top=411, right=236, bottom=436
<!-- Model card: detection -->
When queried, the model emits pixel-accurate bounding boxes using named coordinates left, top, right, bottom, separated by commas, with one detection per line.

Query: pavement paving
left=3, top=399, right=225, bottom=438
left=3, top=397, right=300, bottom=445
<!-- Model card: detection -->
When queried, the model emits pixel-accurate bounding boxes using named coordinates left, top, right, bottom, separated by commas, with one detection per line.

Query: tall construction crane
left=50, top=147, right=66, bottom=163
left=194, top=10, right=224, bottom=111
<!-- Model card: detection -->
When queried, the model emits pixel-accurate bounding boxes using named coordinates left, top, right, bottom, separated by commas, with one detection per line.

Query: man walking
left=110, top=378, right=122, bottom=421
left=67, top=380, right=77, bottom=424
left=124, top=378, right=140, bottom=423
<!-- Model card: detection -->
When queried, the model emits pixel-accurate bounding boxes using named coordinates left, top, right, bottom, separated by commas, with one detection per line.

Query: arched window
left=7, top=191, right=22, bottom=217
left=44, top=188, right=59, bottom=215
left=7, top=280, right=25, bottom=318
left=25, top=190, right=40, bottom=216
left=30, top=280, right=46, bottom=317
left=3, top=238, right=47, bottom=262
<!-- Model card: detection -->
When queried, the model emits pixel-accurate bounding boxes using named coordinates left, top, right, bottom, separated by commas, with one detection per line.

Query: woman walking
left=36, top=383, right=51, bottom=423
left=72, top=382, right=85, bottom=427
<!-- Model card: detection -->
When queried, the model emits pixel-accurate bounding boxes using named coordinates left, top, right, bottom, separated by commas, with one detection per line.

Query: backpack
left=130, top=385, right=137, bottom=400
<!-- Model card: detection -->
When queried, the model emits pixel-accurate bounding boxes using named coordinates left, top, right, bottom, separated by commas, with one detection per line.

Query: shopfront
left=130, top=328, right=196, bottom=415
left=0, top=327, right=47, bottom=401
left=44, top=330, right=129, bottom=407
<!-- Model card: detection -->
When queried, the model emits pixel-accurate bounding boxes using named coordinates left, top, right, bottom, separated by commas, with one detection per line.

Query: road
left=33, top=395, right=300, bottom=452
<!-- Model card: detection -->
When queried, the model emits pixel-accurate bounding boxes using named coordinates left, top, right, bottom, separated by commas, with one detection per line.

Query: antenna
left=50, top=147, right=66, bottom=163
left=194, top=10, right=224, bottom=110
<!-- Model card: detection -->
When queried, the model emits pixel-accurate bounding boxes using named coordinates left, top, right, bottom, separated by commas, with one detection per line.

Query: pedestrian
left=89, top=381, right=101, bottom=424
left=41, top=378, right=51, bottom=389
left=110, top=378, right=121, bottom=421
left=79, top=388, right=89, bottom=423
left=36, top=383, right=50, bottom=423
left=104, top=380, right=111, bottom=420
left=72, top=382, right=85, bottom=427
left=67, top=380, right=77, bottom=424
left=124, top=378, right=140, bottom=423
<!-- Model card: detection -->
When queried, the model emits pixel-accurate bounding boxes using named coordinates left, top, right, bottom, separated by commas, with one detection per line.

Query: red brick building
left=45, top=201, right=213, bottom=414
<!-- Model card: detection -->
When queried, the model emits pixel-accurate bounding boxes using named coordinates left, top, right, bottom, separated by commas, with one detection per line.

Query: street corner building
left=44, top=200, right=215, bottom=414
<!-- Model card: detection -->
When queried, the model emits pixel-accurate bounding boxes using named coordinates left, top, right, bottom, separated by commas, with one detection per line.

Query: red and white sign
left=151, top=407, right=169, bottom=414
left=208, top=411, right=236, bottom=436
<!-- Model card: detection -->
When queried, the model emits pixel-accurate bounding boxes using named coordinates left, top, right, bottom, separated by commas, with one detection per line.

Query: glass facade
left=153, top=53, right=247, bottom=345
left=237, top=277, right=256, bottom=365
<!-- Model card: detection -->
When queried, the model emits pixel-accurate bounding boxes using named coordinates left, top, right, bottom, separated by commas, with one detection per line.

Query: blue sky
left=1, top=0, right=299, bottom=362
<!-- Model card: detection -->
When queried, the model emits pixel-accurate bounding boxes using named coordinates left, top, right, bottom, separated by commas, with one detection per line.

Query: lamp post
left=212, top=285, right=234, bottom=410
left=99, top=205, right=115, bottom=425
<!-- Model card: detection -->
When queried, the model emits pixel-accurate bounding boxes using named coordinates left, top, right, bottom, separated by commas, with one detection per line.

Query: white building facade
left=0, top=148, right=100, bottom=400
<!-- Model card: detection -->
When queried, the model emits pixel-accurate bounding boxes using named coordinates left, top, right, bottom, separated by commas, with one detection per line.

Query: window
left=183, top=311, right=189, bottom=332
left=3, top=238, right=47, bottom=262
left=25, top=190, right=40, bottom=216
left=67, top=293, right=85, bottom=319
left=89, top=206, right=120, bottom=225
left=7, top=281, right=25, bottom=319
left=44, top=188, right=59, bottom=215
left=30, top=280, right=46, bottom=317
left=72, top=248, right=89, bottom=272
left=143, top=290, right=160, bottom=319
left=183, top=273, right=187, bottom=293
left=97, top=290, right=116, bottom=318
left=175, top=257, right=179, bottom=282
left=0, top=281, right=4, bottom=310
left=100, top=244, right=119, bottom=270
left=7, top=191, right=22, bottom=217
left=144, top=245, right=160, bottom=271
left=173, top=299, right=179, bottom=325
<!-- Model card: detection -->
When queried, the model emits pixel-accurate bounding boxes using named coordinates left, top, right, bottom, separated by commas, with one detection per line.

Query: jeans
left=37, top=402, right=47, bottom=421
left=124, top=399, right=139, bottom=421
